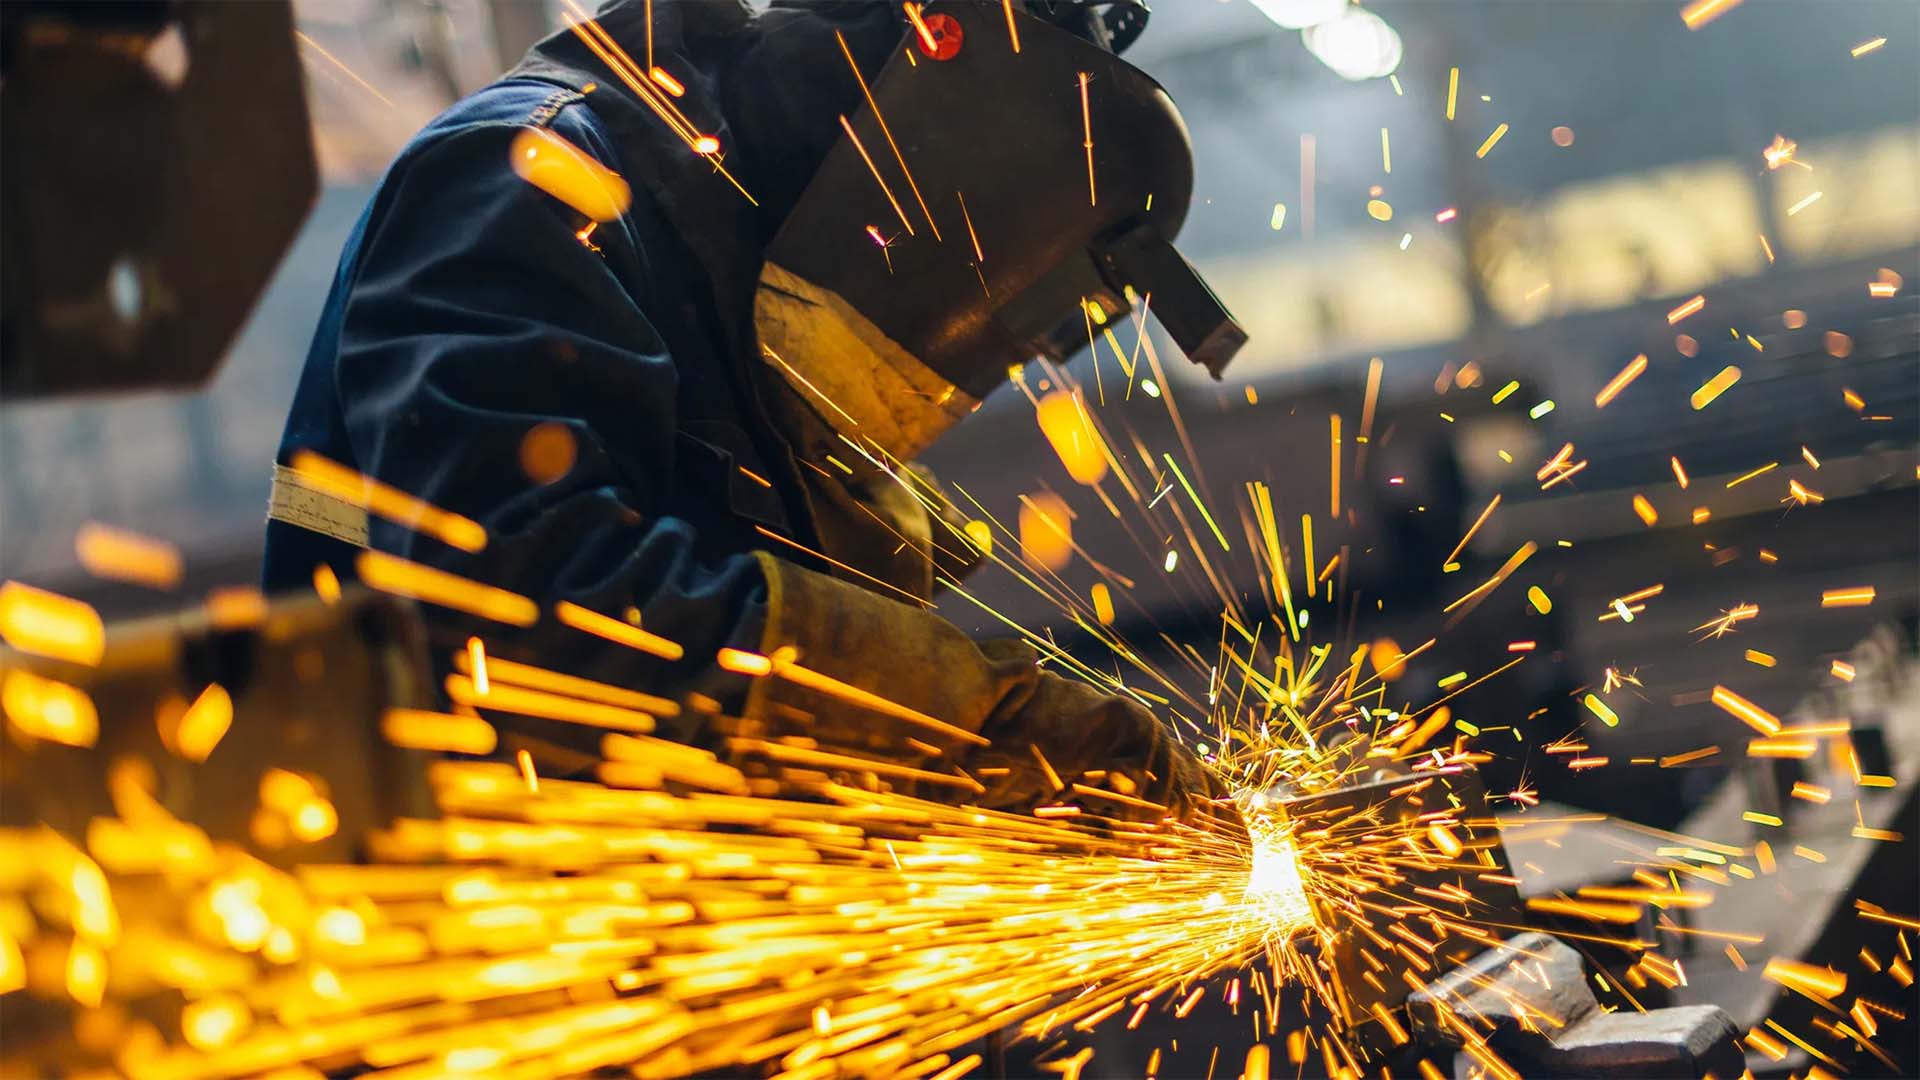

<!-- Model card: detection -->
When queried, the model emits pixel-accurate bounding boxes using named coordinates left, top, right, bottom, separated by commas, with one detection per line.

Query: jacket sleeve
left=330, top=107, right=767, bottom=746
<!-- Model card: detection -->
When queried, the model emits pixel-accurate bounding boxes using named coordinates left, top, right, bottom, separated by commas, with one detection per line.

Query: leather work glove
left=741, top=554, right=1229, bottom=827
left=959, top=646, right=1232, bottom=821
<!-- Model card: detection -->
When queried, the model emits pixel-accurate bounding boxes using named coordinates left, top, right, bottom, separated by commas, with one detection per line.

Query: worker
left=264, top=1, right=1244, bottom=824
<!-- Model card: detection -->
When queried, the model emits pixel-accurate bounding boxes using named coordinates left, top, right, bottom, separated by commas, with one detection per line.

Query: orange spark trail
left=839, top=114, right=915, bottom=235
left=294, top=31, right=395, bottom=108
left=837, top=30, right=940, bottom=240
left=1594, top=354, right=1647, bottom=408
left=1080, top=72, right=1096, bottom=206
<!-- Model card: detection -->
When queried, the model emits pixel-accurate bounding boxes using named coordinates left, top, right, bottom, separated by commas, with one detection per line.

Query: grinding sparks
left=1764, top=958, right=1846, bottom=1001
left=1786, top=478, right=1823, bottom=506
left=312, top=564, right=341, bottom=604
left=839, top=114, right=914, bottom=235
left=1691, top=366, right=1741, bottom=410
left=1327, top=414, right=1342, bottom=519
left=1694, top=603, right=1759, bottom=639
left=647, top=66, right=685, bottom=97
left=1724, top=461, right=1777, bottom=489
left=1536, top=441, right=1584, bottom=489
left=1020, top=492, right=1075, bottom=573
left=1443, top=541, right=1537, bottom=621
left=1090, top=583, right=1116, bottom=626
left=1594, top=354, right=1647, bottom=408
left=1762, top=134, right=1798, bottom=170
left=2, top=669, right=98, bottom=748
left=1079, top=71, right=1096, bottom=207
left=73, top=524, right=183, bottom=590
left=555, top=600, right=685, bottom=660
left=0, top=582, right=105, bottom=667
left=1164, top=454, right=1231, bottom=553
left=4, top=736, right=1284, bottom=1077
left=163, top=683, right=233, bottom=763
left=1820, top=586, right=1876, bottom=608
left=1242, top=824, right=1314, bottom=934
left=356, top=551, right=539, bottom=627
left=1667, top=294, right=1706, bottom=324
left=1583, top=693, right=1620, bottom=727
left=289, top=450, right=487, bottom=554
left=902, top=2, right=939, bottom=54
left=1474, top=123, right=1510, bottom=159
left=1038, top=391, right=1110, bottom=485
left=380, top=707, right=499, bottom=755
left=294, top=30, right=395, bottom=108
left=6, top=463, right=1904, bottom=1080
left=511, top=125, right=634, bottom=223
left=559, top=0, right=751, bottom=201
left=1680, top=0, right=1744, bottom=30
left=1710, top=684, right=1781, bottom=736
left=468, top=636, right=490, bottom=695
left=836, top=29, right=938, bottom=241
left=1443, top=494, right=1501, bottom=568
left=1632, top=494, right=1659, bottom=527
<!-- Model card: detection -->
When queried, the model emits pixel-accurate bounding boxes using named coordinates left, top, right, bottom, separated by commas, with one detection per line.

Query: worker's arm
left=330, top=102, right=1226, bottom=822
left=753, top=555, right=1231, bottom=825
left=330, top=105, right=770, bottom=744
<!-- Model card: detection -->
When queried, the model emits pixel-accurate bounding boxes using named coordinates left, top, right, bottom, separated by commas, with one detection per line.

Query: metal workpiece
left=1408, top=932, right=1743, bottom=1079
left=1279, top=765, right=1524, bottom=1018
left=0, top=0, right=317, bottom=398
left=0, top=590, right=437, bottom=862
left=1277, top=763, right=1743, bottom=1077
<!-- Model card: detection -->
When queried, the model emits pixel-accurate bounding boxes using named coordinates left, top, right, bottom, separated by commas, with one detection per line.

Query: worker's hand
left=740, top=554, right=1234, bottom=830
left=967, top=650, right=1230, bottom=826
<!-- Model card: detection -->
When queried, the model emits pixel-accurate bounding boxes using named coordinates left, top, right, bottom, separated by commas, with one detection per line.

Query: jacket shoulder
left=400, top=78, right=620, bottom=169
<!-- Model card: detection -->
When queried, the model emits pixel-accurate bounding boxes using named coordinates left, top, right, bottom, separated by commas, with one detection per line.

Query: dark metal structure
left=0, top=0, right=317, bottom=397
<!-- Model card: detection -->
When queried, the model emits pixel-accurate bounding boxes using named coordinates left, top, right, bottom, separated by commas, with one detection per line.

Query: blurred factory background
left=3, top=0, right=1915, bottom=819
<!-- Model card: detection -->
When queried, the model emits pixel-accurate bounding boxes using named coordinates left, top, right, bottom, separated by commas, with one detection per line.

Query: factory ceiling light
left=1246, top=0, right=1349, bottom=31
left=1302, top=7, right=1404, bottom=81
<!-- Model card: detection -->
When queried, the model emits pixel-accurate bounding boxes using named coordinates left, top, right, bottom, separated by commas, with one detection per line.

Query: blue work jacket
left=264, top=2, right=848, bottom=740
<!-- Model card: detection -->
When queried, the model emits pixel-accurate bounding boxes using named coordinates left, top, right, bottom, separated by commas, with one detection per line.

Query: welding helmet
left=754, top=0, right=1244, bottom=461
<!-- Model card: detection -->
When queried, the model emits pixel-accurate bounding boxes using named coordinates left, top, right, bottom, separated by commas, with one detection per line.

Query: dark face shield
left=754, top=0, right=1244, bottom=459
left=1021, top=0, right=1153, bottom=54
